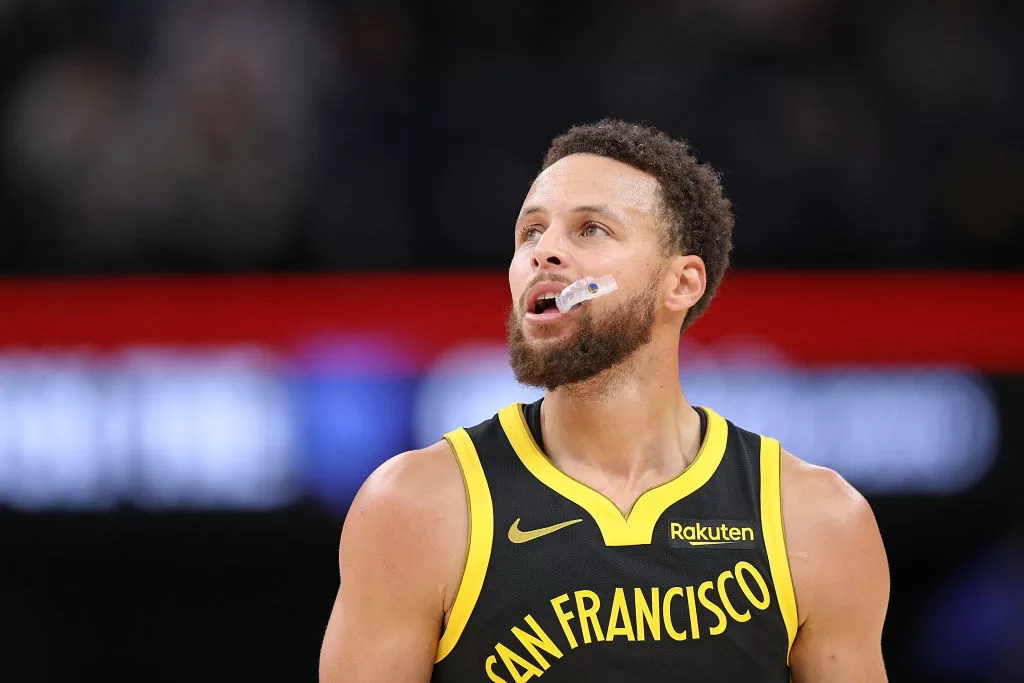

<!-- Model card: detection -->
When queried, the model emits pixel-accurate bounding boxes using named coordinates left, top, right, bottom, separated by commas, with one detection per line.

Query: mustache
left=518, top=274, right=574, bottom=312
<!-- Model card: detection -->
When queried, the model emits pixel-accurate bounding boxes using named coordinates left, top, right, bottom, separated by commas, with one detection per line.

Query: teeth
left=532, top=291, right=560, bottom=314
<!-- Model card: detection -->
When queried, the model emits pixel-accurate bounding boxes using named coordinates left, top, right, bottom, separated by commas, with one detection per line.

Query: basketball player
left=319, top=120, right=890, bottom=682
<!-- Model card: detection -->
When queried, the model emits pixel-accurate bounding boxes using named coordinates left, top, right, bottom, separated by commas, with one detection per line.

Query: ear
left=663, top=254, right=706, bottom=314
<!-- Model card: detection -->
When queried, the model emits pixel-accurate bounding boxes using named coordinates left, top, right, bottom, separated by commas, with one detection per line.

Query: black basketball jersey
left=431, top=399, right=798, bottom=683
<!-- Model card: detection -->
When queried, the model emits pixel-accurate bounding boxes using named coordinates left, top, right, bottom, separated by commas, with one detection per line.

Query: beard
left=507, top=277, right=660, bottom=391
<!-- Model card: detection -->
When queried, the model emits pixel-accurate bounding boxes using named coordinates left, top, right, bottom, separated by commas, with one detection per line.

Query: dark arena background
left=1, top=1, right=1023, bottom=682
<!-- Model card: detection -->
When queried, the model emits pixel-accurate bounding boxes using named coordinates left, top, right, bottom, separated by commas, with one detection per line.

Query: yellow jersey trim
left=498, top=403, right=729, bottom=547
left=435, top=428, right=494, bottom=663
left=759, top=435, right=798, bottom=661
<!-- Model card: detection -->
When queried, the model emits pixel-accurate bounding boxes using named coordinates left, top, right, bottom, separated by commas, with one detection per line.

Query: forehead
left=522, top=154, right=661, bottom=219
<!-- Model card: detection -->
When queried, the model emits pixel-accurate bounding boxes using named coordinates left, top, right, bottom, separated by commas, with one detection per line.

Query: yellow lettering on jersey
left=662, top=587, right=687, bottom=641
left=511, top=615, right=563, bottom=670
left=735, top=562, right=771, bottom=610
left=670, top=522, right=684, bottom=540
left=574, top=590, right=605, bottom=644
left=685, top=585, right=701, bottom=639
left=635, top=587, right=661, bottom=641
left=496, top=643, right=543, bottom=683
left=485, top=655, right=509, bottom=683
left=478, top=561, right=779, bottom=680
left=550, top=594, right=579, bottom=649
left=698, top=580, right=729, bottom=636
left=605, top=588, right=636, bottom=642
left=717, top=570, right=751, bottom=623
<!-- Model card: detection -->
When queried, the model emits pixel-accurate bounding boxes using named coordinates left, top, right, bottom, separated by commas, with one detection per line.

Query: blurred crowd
left=0, top=0, right=1021, bottom=274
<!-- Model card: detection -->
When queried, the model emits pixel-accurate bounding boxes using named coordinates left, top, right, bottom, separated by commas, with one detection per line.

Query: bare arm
left=782, top=451, right=890, bottom=683
left=319, top=442, right=467, bottom=683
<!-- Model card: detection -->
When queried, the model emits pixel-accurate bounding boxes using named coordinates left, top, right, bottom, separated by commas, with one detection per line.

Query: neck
left=538, top=338, right=702, bottom=489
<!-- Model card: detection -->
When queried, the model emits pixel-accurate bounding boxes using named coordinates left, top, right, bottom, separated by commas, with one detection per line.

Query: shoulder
left=349, top=439, right=465, bottom=521
left=778, top=449, right=890, bottom=627
left=779, top=449, right=876, bottom=531
left=340, top=439, right=468, bottom=613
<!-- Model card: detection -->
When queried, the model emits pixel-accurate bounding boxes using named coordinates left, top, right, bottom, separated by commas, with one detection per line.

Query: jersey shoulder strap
left=755, top=430, right=798, bottom=655
left=435, top=423, right=495, bottom=662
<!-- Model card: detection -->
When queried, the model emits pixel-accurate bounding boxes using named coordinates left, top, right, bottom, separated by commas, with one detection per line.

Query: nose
left=531, top=227, right=568, bottom=270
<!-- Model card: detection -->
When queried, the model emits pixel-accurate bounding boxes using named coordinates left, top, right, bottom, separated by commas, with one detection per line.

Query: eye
left=518, top=225, right=543, bottom=243
left=582, top=222, right=609, bottom=237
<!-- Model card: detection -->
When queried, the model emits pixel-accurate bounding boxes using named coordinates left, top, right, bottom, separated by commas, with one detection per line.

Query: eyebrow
left=518, top=204, right=621, bottom=222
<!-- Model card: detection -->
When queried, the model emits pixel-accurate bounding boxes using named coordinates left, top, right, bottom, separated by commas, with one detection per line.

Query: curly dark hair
left=542, top=119, right=734, bottom=332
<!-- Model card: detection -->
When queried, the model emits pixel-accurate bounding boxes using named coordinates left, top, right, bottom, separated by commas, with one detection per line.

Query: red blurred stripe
left=0, top=271, right=1021, bottom=371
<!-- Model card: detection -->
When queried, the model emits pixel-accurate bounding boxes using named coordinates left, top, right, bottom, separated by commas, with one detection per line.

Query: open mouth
left=533, top=293, right=559, bottom=315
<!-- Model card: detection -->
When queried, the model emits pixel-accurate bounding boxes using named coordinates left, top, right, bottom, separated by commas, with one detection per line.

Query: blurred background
left=0, top=0, right=1022, bottom=681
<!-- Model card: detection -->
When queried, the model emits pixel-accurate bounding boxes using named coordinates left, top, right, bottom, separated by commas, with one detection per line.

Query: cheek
left=508, top=252, right=532, bottom=292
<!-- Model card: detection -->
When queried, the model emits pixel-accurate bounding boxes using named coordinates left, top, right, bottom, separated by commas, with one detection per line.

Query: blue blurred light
left=0, top=340, right=1003, bottom=512
left=293, top=374, right=415, bottom=510
left=290, top=337, right=417, bottom=510
left=914, top=541, right=1024, bottom=678
left=0, top=349, right=299, bottom=511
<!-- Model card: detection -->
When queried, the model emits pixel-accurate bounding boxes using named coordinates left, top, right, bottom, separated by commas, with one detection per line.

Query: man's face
left=507, top=153, right=668, bottom=390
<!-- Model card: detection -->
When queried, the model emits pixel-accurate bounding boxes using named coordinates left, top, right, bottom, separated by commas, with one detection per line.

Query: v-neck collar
left=498, top=402, right=729, bottom=546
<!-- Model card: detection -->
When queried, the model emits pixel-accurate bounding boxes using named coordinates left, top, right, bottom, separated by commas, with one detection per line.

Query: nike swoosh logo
left=508, top=518, right=583, bottom=544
